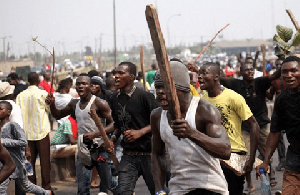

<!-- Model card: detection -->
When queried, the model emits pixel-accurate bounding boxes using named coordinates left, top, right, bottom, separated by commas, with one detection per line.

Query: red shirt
left=39, top=80, right=54, bottom=94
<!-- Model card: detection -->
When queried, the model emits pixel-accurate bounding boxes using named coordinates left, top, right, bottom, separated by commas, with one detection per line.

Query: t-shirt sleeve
left=256, top=76, right=272, bottom=93
left=144, top=92, right=159, bottom=115
left=232, top=92, right=253, bottom=121
left=270, top=97, right=284, bottom=132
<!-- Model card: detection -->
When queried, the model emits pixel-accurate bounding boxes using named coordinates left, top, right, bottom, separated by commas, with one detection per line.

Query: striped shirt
left=16, top=85, right=50, bottom=141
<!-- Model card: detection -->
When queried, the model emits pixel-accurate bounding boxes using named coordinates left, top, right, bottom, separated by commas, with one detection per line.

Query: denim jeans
left=76, top=149, right=118, bottom=195
left=118, top=154, right=155, bottom=195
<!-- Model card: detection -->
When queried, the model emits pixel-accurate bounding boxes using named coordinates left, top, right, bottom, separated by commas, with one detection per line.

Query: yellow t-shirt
left=202, top=88, right=252, bottom=153
left=190, top=84, right=200, bottom=97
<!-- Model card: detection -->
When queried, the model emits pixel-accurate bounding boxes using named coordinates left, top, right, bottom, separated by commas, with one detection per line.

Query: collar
left=117, top=85, right=136, bottom=97
left=28, top=85, right=39, bottom=89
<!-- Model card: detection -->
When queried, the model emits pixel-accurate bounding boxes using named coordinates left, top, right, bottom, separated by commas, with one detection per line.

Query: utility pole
left=0, top=36, right=11, bottom=62
left=113, top=0, right=117, bottom=67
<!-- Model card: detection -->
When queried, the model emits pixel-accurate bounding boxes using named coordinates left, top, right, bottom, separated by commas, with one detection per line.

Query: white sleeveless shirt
left=75, top=95, right=98, bottom=136
left=160, top=96, right=229, bottom=195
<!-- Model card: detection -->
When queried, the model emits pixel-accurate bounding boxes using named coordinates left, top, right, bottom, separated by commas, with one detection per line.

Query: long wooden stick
left=50, top=47, right=55, bottom=95
left=145, top=4, right=181, bottom=120
left=286, top=9, right=300, bottom=30
left=90, top=109, right=119, bottom=170
left=192, top=24, right=230, bottom=65
left=140, top=45, right=146, bottom=90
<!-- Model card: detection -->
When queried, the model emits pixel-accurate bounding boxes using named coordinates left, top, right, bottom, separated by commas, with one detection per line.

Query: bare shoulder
left=197, top=98, right=221, bottom=123
left=94, top=97, right=110, bottom=109
left=151, top=107, right=163, bottom=120
left=69, top=98, right=79, bottom=108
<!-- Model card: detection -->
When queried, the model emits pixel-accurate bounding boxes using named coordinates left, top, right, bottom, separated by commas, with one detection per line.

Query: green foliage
left=273, top=25, right=300, bottom=57
left=291, top=31, right=300, bottom=46
left=276, top=25, right=293, bottom=42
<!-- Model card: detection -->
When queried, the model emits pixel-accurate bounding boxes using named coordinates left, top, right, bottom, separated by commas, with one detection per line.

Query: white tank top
left=75, top=95, right=97, bottom=135
left=160, top=96, right=229, bottom=195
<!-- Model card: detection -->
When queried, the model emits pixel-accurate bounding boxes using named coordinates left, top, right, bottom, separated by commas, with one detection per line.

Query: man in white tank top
left=46, top=75, right=118, bottom=194
left=151, top=60, right=231, bottom=195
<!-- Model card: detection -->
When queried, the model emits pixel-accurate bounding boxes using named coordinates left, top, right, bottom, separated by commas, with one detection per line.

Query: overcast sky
left=1, top=0, right=300, bottom=57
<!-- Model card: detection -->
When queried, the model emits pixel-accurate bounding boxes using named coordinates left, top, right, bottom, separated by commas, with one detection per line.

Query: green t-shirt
left=51, top=119, right=72, bottom=145
left=146, top=70, right=157, bottom=85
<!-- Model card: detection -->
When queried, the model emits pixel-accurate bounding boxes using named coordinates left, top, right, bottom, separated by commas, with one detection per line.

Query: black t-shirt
left=271, top=89, right=300, bottom=171
left=111, top=87, right=158, bottom=152
left=221, top=77, right=271, bottom=131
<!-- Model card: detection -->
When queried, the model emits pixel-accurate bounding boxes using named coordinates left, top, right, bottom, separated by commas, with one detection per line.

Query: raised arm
left=268, top=67, right=281, bottom=81
left=150, top=108, right=166, bottom=193
left=45, top=94, right=77, bottom=119
left=172, top=99, right=231, bottom=160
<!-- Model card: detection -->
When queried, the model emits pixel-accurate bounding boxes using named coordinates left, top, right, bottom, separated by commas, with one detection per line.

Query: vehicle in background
left=31, top=66, right=46, bottom=74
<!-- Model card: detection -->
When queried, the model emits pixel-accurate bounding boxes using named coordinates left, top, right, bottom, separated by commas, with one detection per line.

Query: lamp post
left=113, top=0, right=117, bottom=67
left=167, top=14, right=181, bottom=47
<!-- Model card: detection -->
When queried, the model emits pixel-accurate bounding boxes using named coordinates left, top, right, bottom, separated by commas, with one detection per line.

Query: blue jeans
left=118, top=154, right=155, bottom=195
left=76, top=150, right=118, bottom=195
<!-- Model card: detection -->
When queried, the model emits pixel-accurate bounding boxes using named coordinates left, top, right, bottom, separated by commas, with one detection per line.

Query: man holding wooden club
left=46, top=74, right=118, bottom=195
left=151, top=60, right=231, bottom=195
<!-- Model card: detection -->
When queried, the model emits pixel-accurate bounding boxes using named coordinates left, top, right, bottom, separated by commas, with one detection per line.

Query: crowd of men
left=0, top=52, right=299, bottom=195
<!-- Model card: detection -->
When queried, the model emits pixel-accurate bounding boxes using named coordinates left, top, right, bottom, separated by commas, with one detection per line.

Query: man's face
left=75, top=76, right=91, bottom=98
left=155, top=83, right=169, bottom=110
left=7, top=77, right=17, bottom=85
left=241, top=64, right=254, bottom=81
left=91, top=84, right=101, bottom=95
left=115, top=65, right=132, bottom=90
left=275, top=59, right=283, bottom=71
left=198, top=66, right=216, bottom=91
left=281, top=61, right=300, bottom=91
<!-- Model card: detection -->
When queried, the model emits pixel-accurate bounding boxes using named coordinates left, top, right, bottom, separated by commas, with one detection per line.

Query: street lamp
left=113, top=0, right=117, bottom=67
left=167, top=14, right=181, bottom=47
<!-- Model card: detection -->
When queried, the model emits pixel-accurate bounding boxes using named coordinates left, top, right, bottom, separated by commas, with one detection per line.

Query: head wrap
left=154, top=61, right=190, bottom=92
left=91, top=76, right=106, bottom=90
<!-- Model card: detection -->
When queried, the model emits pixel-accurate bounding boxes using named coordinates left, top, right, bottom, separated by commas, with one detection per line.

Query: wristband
left=155, top=190, right=166, bottom=195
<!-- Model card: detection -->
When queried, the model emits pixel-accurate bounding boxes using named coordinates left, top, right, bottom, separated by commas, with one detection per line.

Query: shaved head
left=202, top=62, right=220, bottom=76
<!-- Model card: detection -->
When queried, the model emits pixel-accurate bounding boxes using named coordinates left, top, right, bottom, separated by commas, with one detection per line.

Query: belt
left=123, top=150, right=151, bottom=156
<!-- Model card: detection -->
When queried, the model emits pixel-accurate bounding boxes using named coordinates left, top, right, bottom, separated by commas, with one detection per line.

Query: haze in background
left=1, top=0, right=299, bottom=57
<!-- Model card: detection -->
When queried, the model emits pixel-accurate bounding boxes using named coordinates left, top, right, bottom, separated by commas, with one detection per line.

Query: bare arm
left=123, top=125, right=151, bottom=143
left=150, top=108, right=166, bottom=192
left=268, top=68, right=281, bottom=81
left=172, top=99, right=231, bottom=160
left=266, top=85, right=275, bottom=100
left=45, top=94, right=77, bottom=119
left=0, top=144, right=15, bottom=183
left=85, top=98, right=114, bottom=140
left=243, top=116, right=260, bottom=173
left=256, top=132, right=281, bottom=176
left=67, top=134, right=77, bottom=145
